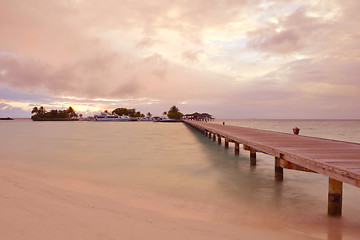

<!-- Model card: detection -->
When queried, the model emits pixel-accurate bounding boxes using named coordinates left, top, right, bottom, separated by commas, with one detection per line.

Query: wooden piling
left=235, top=142, right=239, bottom=155
left=250, top=148, right=256, bottom=166
left=213, top=134, right=216, bottom=141
left=217, top=135, right=221, bottom=144
left=225, top=138, right=229, bottom=149
left=208, top=132, right=212, bottom=139
left=328, top=178, right=343, bottom=216
left=275, top=157, right=283, bottom=181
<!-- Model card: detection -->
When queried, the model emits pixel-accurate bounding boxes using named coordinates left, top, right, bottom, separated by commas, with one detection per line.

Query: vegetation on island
left=109, top=105, right=183, bottom=120
left=31, top=106, right=78, bottom=120
left=167, top=106, right=183, bottom=119
left=108, top=106, right=183, bottom=120
left=29, top=105, right=188, bottom=121
left=112, top=108, right=145, bottom=118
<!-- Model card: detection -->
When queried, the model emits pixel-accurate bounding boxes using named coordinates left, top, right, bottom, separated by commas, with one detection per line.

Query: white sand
left=0, top=166, right=320, bottom=240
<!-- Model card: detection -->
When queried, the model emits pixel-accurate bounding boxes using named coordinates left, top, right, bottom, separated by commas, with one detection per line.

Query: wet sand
left=0, top=166, right=320, bottom=240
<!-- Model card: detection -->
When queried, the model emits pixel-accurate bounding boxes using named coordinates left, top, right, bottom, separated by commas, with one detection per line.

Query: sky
left=0, top=0, right=359, bottom=118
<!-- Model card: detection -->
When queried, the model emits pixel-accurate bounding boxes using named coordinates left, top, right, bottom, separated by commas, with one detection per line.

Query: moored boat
left=94, top=112, right=131, bottom=121
left=0, top=117, right=14, bottom=120
left=152, top=116, right=180, bottom=122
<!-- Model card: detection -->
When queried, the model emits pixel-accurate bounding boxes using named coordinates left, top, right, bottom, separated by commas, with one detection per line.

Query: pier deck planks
left=184, top=120, right=360, bottom=188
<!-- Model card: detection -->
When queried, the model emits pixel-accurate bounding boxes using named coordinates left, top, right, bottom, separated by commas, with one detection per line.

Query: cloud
left=284, top=58, right=360, bottom=86
left=136, top=38, right=156, bottom=48
left=248, top=29, right=301, bottom=54
left=246, top=7, right=324, bottom=54
left=181, top=50, right=203, bottom=63
left=0, top=100, right=29, bottom=118
left=0, top=0, right=360, bottom=118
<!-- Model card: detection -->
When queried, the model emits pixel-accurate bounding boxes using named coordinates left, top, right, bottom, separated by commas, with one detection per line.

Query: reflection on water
left=1, top=119, right=360, bottom=239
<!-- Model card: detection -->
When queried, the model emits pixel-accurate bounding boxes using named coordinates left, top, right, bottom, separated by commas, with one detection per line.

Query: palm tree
left=146, top=112, right=152, bottom=118
left=163, top=111, right=167, bottom=116
left=66, top=106, right=77, bottom=118
left=167, top=105, right=183, bottom=119
left=31, top=107, right=38, bottom=114
left=39, top=106, right=46, bottom=114
left=169, top=106, right=179, bottom=113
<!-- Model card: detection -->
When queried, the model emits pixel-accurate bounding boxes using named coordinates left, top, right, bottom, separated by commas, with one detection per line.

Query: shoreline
left=0, top=165, right=322, bottom=240
left=31, top=118, right=80, bottom=121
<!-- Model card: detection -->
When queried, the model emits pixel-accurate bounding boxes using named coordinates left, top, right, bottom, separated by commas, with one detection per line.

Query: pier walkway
left=184, top=120, right=360, bottom=216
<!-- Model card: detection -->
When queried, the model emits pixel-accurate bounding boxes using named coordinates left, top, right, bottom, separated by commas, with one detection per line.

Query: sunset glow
left=0, top=0, right=359, bottom=118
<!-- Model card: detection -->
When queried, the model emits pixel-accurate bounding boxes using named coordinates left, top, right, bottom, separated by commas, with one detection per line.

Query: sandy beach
left=0, top=165, right=320, bottom=240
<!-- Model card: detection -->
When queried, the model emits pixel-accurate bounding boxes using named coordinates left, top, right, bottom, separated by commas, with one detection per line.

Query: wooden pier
left=184, top=120, right=360, bottom=216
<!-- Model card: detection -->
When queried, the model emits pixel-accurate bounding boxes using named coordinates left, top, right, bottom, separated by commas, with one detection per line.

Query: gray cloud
left=247, top=8, right=324, bottom=54
left=181, top=50, right=203, bottom=63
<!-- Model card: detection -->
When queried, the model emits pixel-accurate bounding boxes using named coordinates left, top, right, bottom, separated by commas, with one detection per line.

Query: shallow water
left=1, top=119, right=360, bottom=239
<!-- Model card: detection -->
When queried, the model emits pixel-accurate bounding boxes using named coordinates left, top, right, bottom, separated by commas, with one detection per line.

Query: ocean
left=1, top=119, right=360, bottom=239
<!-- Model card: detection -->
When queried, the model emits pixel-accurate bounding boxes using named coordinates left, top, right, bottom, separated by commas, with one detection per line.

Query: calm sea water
left=1, top=119, right=360, bottom=239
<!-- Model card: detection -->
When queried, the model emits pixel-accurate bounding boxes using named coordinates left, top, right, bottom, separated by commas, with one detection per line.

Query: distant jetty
left=0, top=117, right=14, bottom=120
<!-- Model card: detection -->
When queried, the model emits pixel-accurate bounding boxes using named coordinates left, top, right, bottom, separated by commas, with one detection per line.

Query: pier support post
left=225, top=138, right=229, bottom=149
left=328, top=178, right=343, bottom=216
left=217, top=135, right=221, bottom=145
left=234, top=142, right=239, bottom=155
left=274, top=157, right=283, bottom=181
left=250, top=149, right=256, bottom=166
left=213, top=134, right=216, bottom=141
left=208, top=132, right=212, bottom=139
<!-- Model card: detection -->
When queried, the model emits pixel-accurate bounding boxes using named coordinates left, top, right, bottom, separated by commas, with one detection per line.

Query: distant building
left=183, top=112, right=214, bottom=121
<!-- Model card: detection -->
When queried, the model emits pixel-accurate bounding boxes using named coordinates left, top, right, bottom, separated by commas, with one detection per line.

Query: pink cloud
left=247, top=8, right=325, bottom=54
left=248, top=29, right=301, bottom=54
left=181, top=50, right=203, bottom=63
left=0, top=0, right=360, bottom=118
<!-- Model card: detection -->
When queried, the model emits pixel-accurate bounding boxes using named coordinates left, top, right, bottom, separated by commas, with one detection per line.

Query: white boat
left=152, top=116, right=162, bottom=122
left=138, top=117, right=153, bottom=121
left=94, top=112, right=131, bottom=121
left=160, top=118, right=179, bottom=122
left=152, top=116, right=179, bottom=122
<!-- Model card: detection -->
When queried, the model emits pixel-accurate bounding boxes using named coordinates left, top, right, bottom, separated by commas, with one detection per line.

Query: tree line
left=31, top=106, right=78, bottom=120
left=30, top=105, right=184, bottom=120
left=111, top=108, right=146, bottom=118
left=110, top=106, right=183, bottom=119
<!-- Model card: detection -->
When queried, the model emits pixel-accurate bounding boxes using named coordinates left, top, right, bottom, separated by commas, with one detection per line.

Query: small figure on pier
left=293, top=127, right=300, bottom=135
left=223, top=122, right=225, bottom=125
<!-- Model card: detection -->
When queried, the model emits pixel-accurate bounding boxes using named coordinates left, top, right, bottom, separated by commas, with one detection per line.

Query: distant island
left=29, top=105, right=213, bottom=122
left=0, top=117, right=14, bottom=120
left=31, top=106, right=79, bottom=121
